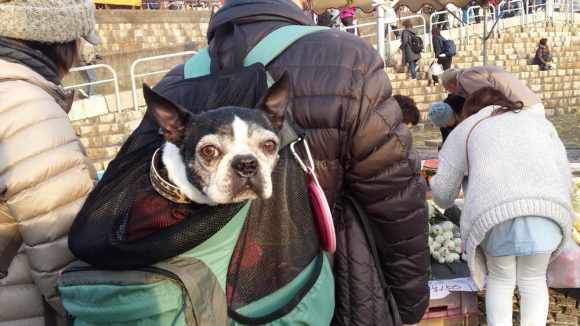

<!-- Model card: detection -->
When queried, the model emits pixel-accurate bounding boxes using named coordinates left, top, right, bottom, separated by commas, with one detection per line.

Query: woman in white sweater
left=431, top=87, right=573, bottom=326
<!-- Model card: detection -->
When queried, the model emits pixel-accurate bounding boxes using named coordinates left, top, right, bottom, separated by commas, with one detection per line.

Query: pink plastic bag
left=547, top=240, right=580, bottom=288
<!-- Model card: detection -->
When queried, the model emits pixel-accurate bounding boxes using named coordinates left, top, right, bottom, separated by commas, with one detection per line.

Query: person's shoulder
left=156, top=64, right=185, bottom=89
left=290, top=29, right=380, bottom=61
left=0, top=77, right=56, bottom=106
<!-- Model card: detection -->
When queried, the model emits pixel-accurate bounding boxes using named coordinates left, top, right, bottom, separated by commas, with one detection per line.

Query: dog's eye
left=262, top=140, right=277, bottom=153
left=200, top=145, right=219, bottom=158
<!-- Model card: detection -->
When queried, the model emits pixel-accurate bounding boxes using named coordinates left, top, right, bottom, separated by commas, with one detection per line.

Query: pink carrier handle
left=290, top=138, right=336, bottom=253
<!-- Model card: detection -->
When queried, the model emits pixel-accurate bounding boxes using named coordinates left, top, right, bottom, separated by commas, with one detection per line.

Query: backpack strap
left=184, top=25, right=328, bottom=79
left=183, top=25, right=328, bottom=148
left=335, top=194, right=402, bottom=325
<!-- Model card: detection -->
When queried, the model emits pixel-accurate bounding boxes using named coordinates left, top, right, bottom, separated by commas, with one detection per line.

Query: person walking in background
left=147, top=0, right=431, bottom=324
left=400, top=20, right=422, bottom=80
left=430, top=87, right=572, bottom=326
left=534, top=38, right=555, bottom=70
left=440, top=65, right=546, bottom=117
left=468, top=0, right=481, bottom=23
left=0, top=0, right=99, bottom=324
left=431, top=26, right=453, bottom=86
left=428, top=94, right=466, bottom=144
left=78, top=38, right=102, bottom=98
left=317, top=8, right=341, bottom=28
left=340, top=7, right=357, bottom=34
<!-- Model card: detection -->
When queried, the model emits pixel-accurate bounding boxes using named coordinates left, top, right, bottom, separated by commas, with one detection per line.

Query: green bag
left=59, top=199, right=334, bottom=325
left=58, top=25, right=335, bottom=326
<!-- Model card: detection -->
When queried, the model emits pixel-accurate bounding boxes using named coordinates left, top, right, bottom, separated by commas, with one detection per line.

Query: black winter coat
left=156, top=0, right=430, bottom=324
left=432, top=35, right=447, bottom=57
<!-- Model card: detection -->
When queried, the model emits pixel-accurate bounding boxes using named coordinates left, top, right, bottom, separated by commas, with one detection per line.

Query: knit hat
left=0, top=0, right=99, bottom=44
left=428, top=102, right=453, bottom=127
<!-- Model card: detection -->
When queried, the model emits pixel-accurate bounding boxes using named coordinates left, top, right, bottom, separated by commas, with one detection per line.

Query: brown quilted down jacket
left=156, top=0, right=430, bottom=324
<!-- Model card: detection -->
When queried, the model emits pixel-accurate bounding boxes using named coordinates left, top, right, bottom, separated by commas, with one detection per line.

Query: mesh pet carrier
left=66, top=24, right=335, bottom=325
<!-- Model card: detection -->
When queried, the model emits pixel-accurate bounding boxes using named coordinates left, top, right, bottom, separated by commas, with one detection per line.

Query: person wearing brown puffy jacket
left=155, top=0, right=430, bottom=324
left=0, top=1, right=98, bottom=325
left=534, top=38, right=554, bottom=71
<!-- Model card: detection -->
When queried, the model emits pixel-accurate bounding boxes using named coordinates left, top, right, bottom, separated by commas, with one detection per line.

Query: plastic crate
left=419, top=316, right=478, bottom=326
left=422, top=291, right=479, bottom=320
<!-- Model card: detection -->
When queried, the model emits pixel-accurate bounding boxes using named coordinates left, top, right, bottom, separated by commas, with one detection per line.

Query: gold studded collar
left=150, top=148, right=192, bottom=204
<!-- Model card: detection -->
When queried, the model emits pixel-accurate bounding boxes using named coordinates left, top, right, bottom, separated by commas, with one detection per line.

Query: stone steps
left=94, top=10, right=210, bottom=54
left=81, top=132, right=128, bottom=148
left=86, top=145, right=124, bottom=171
left=78, top=21, right=580, bottom=170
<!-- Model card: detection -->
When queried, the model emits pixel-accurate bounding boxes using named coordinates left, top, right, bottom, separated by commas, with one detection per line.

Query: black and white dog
left=142, top=74, right=290, bottom=206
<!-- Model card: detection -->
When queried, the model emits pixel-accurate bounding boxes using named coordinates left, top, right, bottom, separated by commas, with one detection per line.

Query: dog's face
left=143, top=74, right=291, bottom=205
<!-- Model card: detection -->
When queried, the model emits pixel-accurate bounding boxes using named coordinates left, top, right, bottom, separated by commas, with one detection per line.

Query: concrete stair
left=72, top=109, right=146, bottom=170
left=73, top=21, right=580, bottom=171
left=383, top=21, right=580, bottom=125
left=94, top=10, right=210, bottom=54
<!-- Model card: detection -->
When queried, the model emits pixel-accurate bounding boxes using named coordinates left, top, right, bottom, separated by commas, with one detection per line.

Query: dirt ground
left=412, top=113, right=580, bottom=163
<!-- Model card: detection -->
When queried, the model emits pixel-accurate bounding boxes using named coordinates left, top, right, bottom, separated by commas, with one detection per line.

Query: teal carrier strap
left=184, top=25, right=328, bottom=79
left=184, top=24, right=328, bottom=149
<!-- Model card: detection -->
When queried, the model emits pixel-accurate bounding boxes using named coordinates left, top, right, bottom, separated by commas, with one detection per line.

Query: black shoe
left=78, top=89, right=89, bottom=98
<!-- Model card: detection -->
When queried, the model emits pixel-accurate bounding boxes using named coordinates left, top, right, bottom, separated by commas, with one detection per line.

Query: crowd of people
left=0, top=1, right=575, bottom=326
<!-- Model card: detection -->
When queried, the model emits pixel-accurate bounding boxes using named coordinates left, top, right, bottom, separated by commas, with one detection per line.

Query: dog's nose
left=232, top=155, right=258, bottom=178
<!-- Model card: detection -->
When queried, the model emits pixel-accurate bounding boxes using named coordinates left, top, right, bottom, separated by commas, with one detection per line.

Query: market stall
left=421, top=160, right=580, bottom=324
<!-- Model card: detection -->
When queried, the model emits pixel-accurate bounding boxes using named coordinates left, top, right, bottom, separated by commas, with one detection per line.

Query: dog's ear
left=143, top=84, right=192, bottom=144
left=256, top=72, right=291, bottom=131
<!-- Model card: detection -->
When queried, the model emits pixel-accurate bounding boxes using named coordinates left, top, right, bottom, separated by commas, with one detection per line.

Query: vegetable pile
left=428, top=204, right=466, bottom=264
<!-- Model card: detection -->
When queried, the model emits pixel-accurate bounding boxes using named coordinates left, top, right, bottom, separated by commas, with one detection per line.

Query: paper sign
left=428, top=277, right=481, bottom=300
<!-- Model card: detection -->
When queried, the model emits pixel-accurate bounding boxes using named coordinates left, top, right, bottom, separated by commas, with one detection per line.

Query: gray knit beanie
left=0, top=0, right=99, bottom=44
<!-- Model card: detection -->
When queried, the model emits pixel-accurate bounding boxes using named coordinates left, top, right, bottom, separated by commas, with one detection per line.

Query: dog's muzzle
left=231, top=155, right=258, bottom=178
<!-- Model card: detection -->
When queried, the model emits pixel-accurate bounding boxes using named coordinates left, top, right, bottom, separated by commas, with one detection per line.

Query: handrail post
left=377, top=4, right=386, bottom=61
left=65, top=64, right=122, bottom=113
left=110, top=68, right=122, bottom=113
left=129, top=51, right=197, bottom=111
left=130, top=60, right=140, bottom=111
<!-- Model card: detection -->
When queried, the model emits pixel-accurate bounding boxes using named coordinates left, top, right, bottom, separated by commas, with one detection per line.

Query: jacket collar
left=0, top=58, right=74, bottom=113
left=207, top=0, right=315, bottom=43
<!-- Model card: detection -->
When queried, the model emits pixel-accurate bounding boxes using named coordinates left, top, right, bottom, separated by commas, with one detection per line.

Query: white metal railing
left=571, top=0, right=580, bottom=22
left=526, top=0, right=548, bottom=14
left=130, top=51, right=197, bottom=111
left=65, top=64, right=122, bottom=113
left=498, top=0, right=526, bottom=30
left=343, top=22, right=377, bottom=39
left=526, top=0, right=548, bottom=25
left=466, top=5, right=497, bottom=24
left=390, top=14, right=428, bottom=52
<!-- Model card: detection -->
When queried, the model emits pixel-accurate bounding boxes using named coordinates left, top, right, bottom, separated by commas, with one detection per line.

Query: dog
left=142, top=74, right=290, bottom=206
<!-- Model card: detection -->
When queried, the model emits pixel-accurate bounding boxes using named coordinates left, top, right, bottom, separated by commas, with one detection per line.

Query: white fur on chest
left=162, top=142, right=215, bottom=205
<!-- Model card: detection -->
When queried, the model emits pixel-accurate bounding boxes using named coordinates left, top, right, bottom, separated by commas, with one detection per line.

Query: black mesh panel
left=226, top=149, right=319, bottom=314
left=69, top=64, right=269, bottom=269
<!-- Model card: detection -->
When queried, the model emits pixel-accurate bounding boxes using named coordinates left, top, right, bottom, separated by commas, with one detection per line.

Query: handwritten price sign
left=428, top=277, right=479, bottom=299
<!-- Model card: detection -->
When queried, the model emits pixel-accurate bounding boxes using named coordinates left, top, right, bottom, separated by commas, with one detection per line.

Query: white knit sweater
left=431, top=105, right=573, bottom=289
